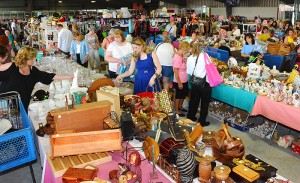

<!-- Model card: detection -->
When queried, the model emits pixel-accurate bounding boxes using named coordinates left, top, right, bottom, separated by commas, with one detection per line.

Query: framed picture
left=96, top=90, right=121, bottom=119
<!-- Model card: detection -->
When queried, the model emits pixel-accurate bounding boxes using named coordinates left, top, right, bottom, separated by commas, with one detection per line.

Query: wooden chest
left=50, top=101, right=122, bottom=157
left=50, top=101, right=112, bottom=133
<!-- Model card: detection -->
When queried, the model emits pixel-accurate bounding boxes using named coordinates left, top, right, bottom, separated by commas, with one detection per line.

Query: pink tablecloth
left=251, top=95, right=300, bottom=131
left=44, top=150, right=172, bottom=183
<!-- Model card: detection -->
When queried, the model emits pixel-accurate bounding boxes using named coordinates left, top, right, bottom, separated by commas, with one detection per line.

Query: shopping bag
left=137, top=86, right=155, bottom=98
left=150, top=78, right=172, bottom=114
left=155, top=89, right=172, bottom=114
left=203, top=52, right=223, bottom=87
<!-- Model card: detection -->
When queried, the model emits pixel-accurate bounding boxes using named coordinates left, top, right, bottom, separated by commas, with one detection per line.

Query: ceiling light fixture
left=58, top=0, right=62, bottom=3
left=91, top=0, right=96, bottom=3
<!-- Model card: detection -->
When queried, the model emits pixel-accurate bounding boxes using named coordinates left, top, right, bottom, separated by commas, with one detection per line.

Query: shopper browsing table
left=105, top=29, right=133, bottom=79
left=57, top=23, right=73, bottom=58
left=0, top=46, right=73, bottom=112
left=186, top=43, right=211, bottom=127
left=155, top=36, right=175, bottom=90
left=173, top=41, right=190, bottom=117
left=241, top=33, right=263, bottom=63
left=85, top=26, right=100, bottom=70
left=116, top=37, right=161, bottom=95
left=70, top=32, right=89, bottom=68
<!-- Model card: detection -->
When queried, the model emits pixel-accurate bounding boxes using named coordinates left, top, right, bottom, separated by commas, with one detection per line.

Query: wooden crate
left=50, top=101, right=112, bottom=133
left=50, top=129, right=122, bottom=157
left=47, top=152, right=112, bottom=178
left=96, top=90, right=121, bottom=119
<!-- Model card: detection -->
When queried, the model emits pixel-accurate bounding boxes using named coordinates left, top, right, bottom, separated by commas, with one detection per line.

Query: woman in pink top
left=172, top=41, right=190, bottom=117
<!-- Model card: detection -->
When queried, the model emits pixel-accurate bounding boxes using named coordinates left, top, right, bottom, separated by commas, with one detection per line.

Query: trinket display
left=277, top=135, right=295, bottom=148
left=249, top=120, right=276, bottom=139
left=291, top=138, right=300, bottom=155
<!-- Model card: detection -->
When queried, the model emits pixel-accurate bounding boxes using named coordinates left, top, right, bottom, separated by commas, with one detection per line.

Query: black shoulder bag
left=190, top=54, right=206, bottom=88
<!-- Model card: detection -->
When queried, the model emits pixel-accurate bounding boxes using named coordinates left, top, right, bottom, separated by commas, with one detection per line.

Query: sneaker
left=200, top=121, right=210, bottom=127
left=179, top=108, right=188, bottom=112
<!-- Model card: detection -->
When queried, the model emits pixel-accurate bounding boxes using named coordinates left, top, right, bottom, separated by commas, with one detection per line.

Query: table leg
left=269, top=122, right=278, bottom=144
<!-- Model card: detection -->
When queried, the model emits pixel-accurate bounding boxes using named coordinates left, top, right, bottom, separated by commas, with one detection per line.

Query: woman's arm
left=284, top=36, right=288, bottom=44
left=173, top=68, right=182, bottom=87
left=116, top=58, right=136, bottom=81
left=53, top=74, right=74, bottom=80
left=11, top=49, right=15, bottom=57
left=101, top=39, right=107, bottom=51
left=148, top=52, right=162, bottom=86
left=104, top=50, right=121, bottom=64
left=172, top=26, right=177, bottom=37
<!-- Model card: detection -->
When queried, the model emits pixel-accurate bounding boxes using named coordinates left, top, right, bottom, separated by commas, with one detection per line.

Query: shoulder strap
left=192, top=54, right=200, bottom=76
left=155, top=42, right=163, bottom=51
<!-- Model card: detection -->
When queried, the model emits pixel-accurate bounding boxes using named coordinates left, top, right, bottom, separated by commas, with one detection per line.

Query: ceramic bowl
left=214, top=165, right=231, bottom=181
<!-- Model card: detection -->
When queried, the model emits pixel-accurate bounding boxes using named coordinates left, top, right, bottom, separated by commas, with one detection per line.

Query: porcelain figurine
left=292, top=92, right=300, bottom=107
left=244, top=82, right=250, bottom=91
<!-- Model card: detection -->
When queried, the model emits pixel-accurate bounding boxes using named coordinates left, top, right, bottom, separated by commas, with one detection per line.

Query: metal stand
left=29, top=163, right=36, bottom=183
left=269, top=122, right=278, bottom=144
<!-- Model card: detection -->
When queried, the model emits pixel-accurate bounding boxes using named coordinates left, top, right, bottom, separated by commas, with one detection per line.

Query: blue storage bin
left=0, top=100, right=37, bottom=172
left=204, top=50, right=222, bottom=60
left=264, top=54, right=284, bottom=70
left=208, top=47, right=229, bottom=61
left=149, top=36, right=163, bottom=45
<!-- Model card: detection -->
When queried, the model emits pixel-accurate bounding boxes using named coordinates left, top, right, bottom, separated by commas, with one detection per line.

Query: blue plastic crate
left=0, top=101, right=37, bottom=172
left=208, top=47, right=229, bottom=61
left=149, top=36, right=163, bottom=45
left=204, top=50, right=222, bottom=60
left=264, top=54, right=284, bottom=70
left=224, top=119, right=254, bottom=132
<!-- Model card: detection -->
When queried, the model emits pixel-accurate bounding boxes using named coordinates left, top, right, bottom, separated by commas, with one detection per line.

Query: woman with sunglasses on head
left=0, top=46, right=73, bottom=112
left=116, top=37, right=161, bottom=95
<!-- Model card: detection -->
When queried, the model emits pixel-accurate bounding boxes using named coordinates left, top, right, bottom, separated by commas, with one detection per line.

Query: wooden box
left=233, top=164, right=260, bottom=182
left=96, top=90, right=121, bottom=119
left=62, top=167, right=97, bottom=182
left=50, top=101, right=122, bottom=158
left=50, top=101, right=112, bottom=133
left=47, top=152, right=111, bottom=178
left=50, top=129, right=121, bottom=157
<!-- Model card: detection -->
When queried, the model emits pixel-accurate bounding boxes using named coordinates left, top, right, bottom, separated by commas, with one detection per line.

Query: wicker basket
left=267, top=43, right=280, bottom=55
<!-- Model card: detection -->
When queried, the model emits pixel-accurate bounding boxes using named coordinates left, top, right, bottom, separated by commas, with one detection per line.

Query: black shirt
left=0, top=63, right=55, bottom=112
left=218, top=45, right=232, bottom=57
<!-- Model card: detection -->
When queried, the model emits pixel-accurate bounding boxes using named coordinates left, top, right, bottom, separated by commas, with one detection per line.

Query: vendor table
left=29, top=111, right=176, bottom=183
left=212, top=84, right=258, bottom=114
left=251, top=95, right=300, bottom=132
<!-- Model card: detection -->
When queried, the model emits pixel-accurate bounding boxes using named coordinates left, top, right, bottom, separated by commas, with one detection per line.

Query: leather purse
left=190, top=53, right=206, bottom=88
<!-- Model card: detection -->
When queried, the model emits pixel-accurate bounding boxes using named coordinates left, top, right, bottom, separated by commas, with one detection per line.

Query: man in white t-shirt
left=11, top=19, right=17, bottom=40
left=57, top=24, right=73, bottom=58
left=155, top=36, right=175, bottom=90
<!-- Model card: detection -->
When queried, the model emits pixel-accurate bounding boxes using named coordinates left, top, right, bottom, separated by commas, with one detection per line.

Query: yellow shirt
left=287, top=36, right=294, bottom=44
left=258, top=33, right=271, bottom=42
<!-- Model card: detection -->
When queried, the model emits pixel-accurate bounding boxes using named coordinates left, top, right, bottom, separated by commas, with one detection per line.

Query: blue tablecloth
left=211, top=84, right=258, bottom=114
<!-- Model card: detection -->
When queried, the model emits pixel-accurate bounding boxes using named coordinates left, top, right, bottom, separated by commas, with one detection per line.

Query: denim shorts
left=162, top=66, right=173, bottom=78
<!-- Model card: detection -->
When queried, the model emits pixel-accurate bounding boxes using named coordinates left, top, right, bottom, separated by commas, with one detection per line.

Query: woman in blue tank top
left=116, top=37, right=162, bottom=95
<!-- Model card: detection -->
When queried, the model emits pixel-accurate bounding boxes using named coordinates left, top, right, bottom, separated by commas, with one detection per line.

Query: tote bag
left=203, top=52, right=223, bottom=87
